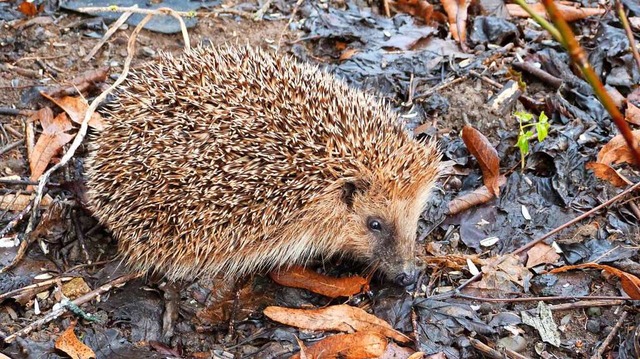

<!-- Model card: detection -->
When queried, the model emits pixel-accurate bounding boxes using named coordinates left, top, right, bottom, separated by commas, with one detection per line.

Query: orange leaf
left=506, top=3, right=605, bottom=22
left=54, top=323, right=96, bottom=359
left=40, top=93, right=104, bottom=130
left=525, top=243, right=560, bottom=268
left=291, top=331, right=388, bottom=359
left=263, top=304, right=410, bottom=343
left=447, top=175, right=506, bottom=214
left=18, top=1, right=44, bottom=17
left=461, top=125, right=501, bottom=197
left=596, top=130, right=640, bottom=166
left=441, top=0, right=470, bottom=43
left=585, top=162, right=631, bottom=187
left=625, top=102, right=640, bottom=126
left=550, top=263, right=640, bottom=299
left=29, top=110, right=75, bottom=181
left=270, top=265, right=369, bottom=298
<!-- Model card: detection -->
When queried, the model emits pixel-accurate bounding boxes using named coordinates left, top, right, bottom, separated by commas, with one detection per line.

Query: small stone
left=141, top=46, right=156, bottom=57
left=586, top=319, right=600, bottom=333
left=586, top=307, right=602, bottom=317
left=497, top=336, right=527, bottom=353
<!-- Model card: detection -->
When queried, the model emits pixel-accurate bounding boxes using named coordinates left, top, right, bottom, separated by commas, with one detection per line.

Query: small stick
left=0, top=140, right=24, bottom=156
left=590, top=311, right=628, bottom=359
left=276, top=0, right=304, bottom=54
left=83, top=8, right=135, bottom=62
left=254, top=0, right=273, bottom=20
left=0, top=276, right=74, bottom=302
left=615, top=0, right=640, bottom=71
left=3, top=273, right=142, bottom=343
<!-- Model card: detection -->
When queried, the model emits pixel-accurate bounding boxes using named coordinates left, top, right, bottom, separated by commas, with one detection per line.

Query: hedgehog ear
left=341, top=179, right=368, bottom=208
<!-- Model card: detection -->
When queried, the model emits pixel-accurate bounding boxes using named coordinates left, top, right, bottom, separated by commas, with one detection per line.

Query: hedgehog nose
left=394, top=269, right=417, bottom=286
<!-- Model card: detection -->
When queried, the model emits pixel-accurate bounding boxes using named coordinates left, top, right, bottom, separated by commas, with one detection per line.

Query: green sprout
left=514, top=111, right=550, bottom=169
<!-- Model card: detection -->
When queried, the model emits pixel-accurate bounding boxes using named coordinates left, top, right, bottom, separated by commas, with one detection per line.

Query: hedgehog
left=85, top=45, right=440, bottom=286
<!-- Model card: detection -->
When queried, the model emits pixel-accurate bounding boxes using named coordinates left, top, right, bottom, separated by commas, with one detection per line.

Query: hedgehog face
left=340, top=181, right=427, bottom=286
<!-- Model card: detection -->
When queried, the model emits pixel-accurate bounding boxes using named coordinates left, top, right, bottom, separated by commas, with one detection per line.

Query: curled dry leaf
left=54, top=323, right=96, bottom=359
left=596, top=130, right=640, bottom=166
left=461, top=125, right=501, bottom=197
left=40, top=93, right=105, bottom=130
left=441, top=0, right=470, bottom=43
left=506, top=3, right=605, bottom=22
left=550, top=263, right=640, bottom=299
left=0, top=193, right=52, bottom=211
left=263, top=304, right=410, bottom=343
left=291, top=331, right=388, bottom=359
left=269, top=265, right=369, bottom=298
left=585, top=162, right=631, bottom=187
left=390, top=0, right=436, bottom=23
left=447, top=175, right=507, bottom=214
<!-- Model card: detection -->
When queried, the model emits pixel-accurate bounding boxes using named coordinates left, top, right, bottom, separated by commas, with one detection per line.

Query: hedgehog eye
left=367, top=218, right=383, bottom=232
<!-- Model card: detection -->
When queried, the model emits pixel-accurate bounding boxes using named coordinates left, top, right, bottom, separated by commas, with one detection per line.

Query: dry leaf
left=461, top=125, right=501, bottom=197
left=596, top=130, right=640, bottom=166
left=625, top=102, right=640, bottom=126
left=585, top=162, right=631, bottom=187
left=390, top=0, right=436, bottom=23
left=270, top=265, right=369, bottom=298
left=18, top=1, right=44, bottom=17
left=54, top=323, right=96, bottom=359
left=40, top=93, right=104, bottom=130
left=291, top=332, right=388, bottom=359
left=506, top=3, right=605, bottom=22
left=447, top=175, right=506, bottom=214
left=0, top=193, right=50, bottom=211
left=550, top=263, right=640, bottom=299
left=263, top=304, right=410, bottom=343
left=525, top=243, right=560, bottom=268
left=441, top=0, right=470, bottom=43
left=29, top=111, right=74, bottom=181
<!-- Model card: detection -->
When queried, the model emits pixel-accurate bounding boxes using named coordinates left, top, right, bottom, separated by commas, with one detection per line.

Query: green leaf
left=538, top=111, right=548, bottom=124
left=516, top=133, right=530, bottom=156
left=524, top=130, right=534, bottom=139
left=514, top=111, right=534, bottom=123
left=536, top=122, right=549, bottom=142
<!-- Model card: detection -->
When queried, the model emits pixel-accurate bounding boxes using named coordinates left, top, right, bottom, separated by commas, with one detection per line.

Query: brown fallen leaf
left=269, top=265, right=369, bottom=298
left=40, top=93, right=104, bottom=130
left=596, top=130, right=640, bottom=166
left=390, top=0, right=437, bottom=23
left=54, top=322, right=96, bottom=359
left=525, top=242, right=560, bottom=268
left=585, top=162, right=631, bottom=187
left=506, top=3, right=605, bottom=22
left=550, top=263, right=640, bottom=299
left=447, top=175, right=507, bottom=214
left=17, top=1, right=44, bottom=17
left=441, top=0, right=470, bottom=44
left=263, top=304, right=411, bottom=343
left=291, top=331, right=388, bottom=359
left=29, top=109, right=74, bottom=182
left=626, top=102, right=640, bottom=126
left=461, top=125, right=501, bottom=197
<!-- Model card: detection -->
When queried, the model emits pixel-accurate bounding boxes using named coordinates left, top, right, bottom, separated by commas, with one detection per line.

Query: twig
left=0, top=140, right=24, bottom=155
left=0, top=277, right=74, bottom=302
left=254, top=0, right=273, bottom=20
left=456, top=180, right=640, bottom=292
left=78, top=5, right=254, bottom=20
left=83, top=8, right=135, bottom=62
left=79, top=6, right=191, bottom=50
left=453, top=294, right=629, bottom=303
left=0, top=108, right=32, bottom=116
left=590, top=310, right=628, bottom=359
left=276, top=0, right=304, bottom=54
left=615, top=0, right=640, bottom=72
left=3, top=273, right=142, bottom=343
left=414, top=76, right=467, bottom=100
left=511, top=62, right=563, bottom=89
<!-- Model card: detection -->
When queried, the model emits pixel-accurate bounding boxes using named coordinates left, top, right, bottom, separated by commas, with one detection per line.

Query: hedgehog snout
left=393, top=259, right=424, bottom=286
